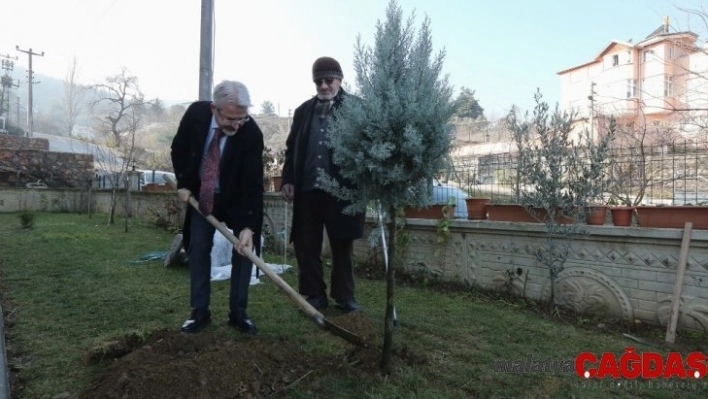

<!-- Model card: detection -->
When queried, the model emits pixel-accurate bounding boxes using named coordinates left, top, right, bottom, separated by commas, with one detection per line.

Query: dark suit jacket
left=281, top=89, right=364, bottom=241
left=171, top=101, right=264, bottom=241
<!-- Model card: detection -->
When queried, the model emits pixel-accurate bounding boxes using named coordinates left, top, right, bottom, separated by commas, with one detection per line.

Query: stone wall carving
left=656, top=296, right=708, bottom=331
left=540, top=268, right=634, bottom=320
left=352, top=219, right=708, bottom=332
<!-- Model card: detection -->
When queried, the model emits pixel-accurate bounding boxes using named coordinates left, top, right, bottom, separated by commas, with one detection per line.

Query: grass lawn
left=1, top=212, right=708, bottom=398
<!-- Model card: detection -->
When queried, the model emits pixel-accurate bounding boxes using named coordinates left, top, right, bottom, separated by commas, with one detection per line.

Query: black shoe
left=228, top=316, right=258, bottom=335
left=335, top=299, right=362, bottom=312
left=181, top=309, right=211, bottom=333
left=306, top=294, right=328, bottom=310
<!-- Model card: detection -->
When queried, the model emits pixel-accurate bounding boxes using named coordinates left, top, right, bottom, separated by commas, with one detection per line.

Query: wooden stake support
left=665, top=222, right=693, bottom=344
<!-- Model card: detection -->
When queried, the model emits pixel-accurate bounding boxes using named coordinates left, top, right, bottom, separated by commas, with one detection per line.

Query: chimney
left=663, top=15, right=670, bottom=33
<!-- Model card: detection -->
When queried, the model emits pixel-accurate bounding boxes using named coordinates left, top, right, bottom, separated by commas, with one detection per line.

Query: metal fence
left=443, top=139, right=708, bottom=206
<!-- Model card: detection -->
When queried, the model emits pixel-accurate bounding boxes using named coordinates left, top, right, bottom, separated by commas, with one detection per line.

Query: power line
left=15, top=46, right=44, bottom=138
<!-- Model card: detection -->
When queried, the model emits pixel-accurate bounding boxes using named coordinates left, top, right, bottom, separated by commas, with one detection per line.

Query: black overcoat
left=281, top=89, right=365, bottom=242
left=171, top=101, right=264, bottom=243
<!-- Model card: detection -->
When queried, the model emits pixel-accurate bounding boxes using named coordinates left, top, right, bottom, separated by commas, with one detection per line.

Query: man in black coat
left=171, top=80, right=264, bottom=334
left=280, top=57, right=365, bottom=312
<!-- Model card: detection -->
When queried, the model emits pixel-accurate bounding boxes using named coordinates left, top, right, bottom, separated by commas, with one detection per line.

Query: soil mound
left=79, top=312, right=422, bottom=398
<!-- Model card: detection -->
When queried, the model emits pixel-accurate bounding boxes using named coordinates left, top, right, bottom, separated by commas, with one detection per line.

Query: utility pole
left=16, top=46, right=44, bottom=137
left=588, top=81, right=596, bottom=142
left=1, top=53, right=20, bottom=122
left=16, top=96, right=20, bottom=128
left=198, top=0, right=214, bottom=100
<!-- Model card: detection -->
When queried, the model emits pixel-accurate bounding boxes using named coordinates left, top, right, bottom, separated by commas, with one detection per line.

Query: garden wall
left=0, top=135, right=94, bottom=188
left=352, top=218, right=708, bottom=333
left=0, top=188, right=183, bottom=228
left=3, top=187, right=707, bottom=332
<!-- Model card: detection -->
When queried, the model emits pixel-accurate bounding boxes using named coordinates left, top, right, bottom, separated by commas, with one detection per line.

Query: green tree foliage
left=260, top=100, right=276, bottom=116
left=169, top=104, right=186, bottom=122
left=149, top=98, right=166, bottom=122
left=511, top=90, right=615, bottom=309
left=325, top=1, right=454, bottom=214
left=322, top=0, right=454, bottom=371
left=454, top=86, right=484, bottom=120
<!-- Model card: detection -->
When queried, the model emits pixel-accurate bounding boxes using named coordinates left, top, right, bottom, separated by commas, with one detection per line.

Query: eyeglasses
left=216, top=108, right=250, bottom=126
left=314, top=78, right=335, bottom=86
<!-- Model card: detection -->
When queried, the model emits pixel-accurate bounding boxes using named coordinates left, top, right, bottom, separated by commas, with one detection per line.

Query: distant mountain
left=6, top=67, right=66, bottom=119
left=4, top=68, right=188, bottom=133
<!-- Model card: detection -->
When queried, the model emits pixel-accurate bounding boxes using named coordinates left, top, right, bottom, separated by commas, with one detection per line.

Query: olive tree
left=512, top=91, right=614, bottom=309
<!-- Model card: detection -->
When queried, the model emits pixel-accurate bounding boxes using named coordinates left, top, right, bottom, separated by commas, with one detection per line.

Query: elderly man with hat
left=280, top=56, right=365, bottom=312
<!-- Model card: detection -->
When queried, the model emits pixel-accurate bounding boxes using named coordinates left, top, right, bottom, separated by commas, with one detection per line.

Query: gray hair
left=212, top=80, right=252, bottom=108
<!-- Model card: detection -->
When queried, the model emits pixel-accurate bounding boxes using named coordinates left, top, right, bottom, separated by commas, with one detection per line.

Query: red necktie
left=199, top=128, right=223, bottom=215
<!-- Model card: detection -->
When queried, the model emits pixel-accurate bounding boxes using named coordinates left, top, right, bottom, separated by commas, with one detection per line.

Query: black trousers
left=187, top=195, right=253, bottom=318
left=293, top=190, right=355, bottom=301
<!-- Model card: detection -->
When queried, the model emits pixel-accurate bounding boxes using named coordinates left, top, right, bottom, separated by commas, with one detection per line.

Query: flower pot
left=586, top=206, right=608, bottom=225
left=486, top=205, right=573, bottom=224
left=487, top=205, right=539, bottom=223
left=404, top=204, right=455, bottom=219
left=636, top=206, right=708, bottom=229
left=142, top=183, right=172, bottom=192
left=465, top=197, right=490, bottom=220
left=271, top=176, right=282, bottom=191
left=610, top=206, right=634, bottom=226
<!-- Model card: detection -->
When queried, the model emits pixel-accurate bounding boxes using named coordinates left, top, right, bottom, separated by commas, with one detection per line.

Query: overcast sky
left=1, top=0, right=704, bottom=118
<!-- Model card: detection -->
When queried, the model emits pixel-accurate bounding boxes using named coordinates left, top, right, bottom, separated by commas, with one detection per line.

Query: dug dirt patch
left=79, top=312, right=421, bottom=398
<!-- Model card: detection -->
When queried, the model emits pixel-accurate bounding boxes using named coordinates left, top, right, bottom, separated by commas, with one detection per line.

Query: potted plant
left=607, top=198, right=634, bottom=226
left=465, top=197, right=490, bottom=220
left=263, top=176, right=273, bottom=192
left=487, top=203, right=539, bottom=223
left=403, top=203, right=455, bottom=219
left=609, top=206, right=634, bottom=226
left=271, top=148, right=286, bottom=191
left=635, top=204, right=708, bottom=229
left=263, top=146, right=285, bottom=192
left=271, top=175, right=282, bottom=191
left=585, top=204, right=608, bottom=225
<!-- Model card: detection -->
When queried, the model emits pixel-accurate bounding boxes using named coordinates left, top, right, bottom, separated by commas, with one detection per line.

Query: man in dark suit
left=280, top=57, right=365, bottom=312
left=171, top=80, right=264, bottom=334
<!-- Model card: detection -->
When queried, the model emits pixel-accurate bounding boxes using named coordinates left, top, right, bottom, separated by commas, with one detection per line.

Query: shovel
left=164, top=175, right=364, bottom=347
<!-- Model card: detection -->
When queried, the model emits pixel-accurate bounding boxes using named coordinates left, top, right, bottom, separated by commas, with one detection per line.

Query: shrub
left=19, top=209, right=36, bottom=229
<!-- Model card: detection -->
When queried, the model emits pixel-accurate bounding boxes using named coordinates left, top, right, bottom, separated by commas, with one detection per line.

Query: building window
left=643, top=50, right=652, bottom=63
left=626, top=79, right=636, bottom=98
left=612, top=54, right=619, bottom=67
left=668, top=47, right=674, bottom=59
left=664, top=76, right=674, bottom=97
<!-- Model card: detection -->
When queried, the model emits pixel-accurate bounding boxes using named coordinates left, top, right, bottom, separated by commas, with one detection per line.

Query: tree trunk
left=380, top=205, right=397, bottom=372
left=108, top=189, right=117, bottom=225
left=87, top=186, right=92, bottom=219
left=124, top=177, right=130, bottom=233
